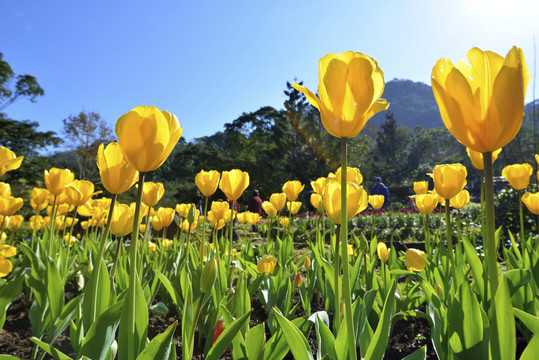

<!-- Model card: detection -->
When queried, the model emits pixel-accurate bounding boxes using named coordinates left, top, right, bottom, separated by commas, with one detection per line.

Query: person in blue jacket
left=370, top=177, right=390, bottom=208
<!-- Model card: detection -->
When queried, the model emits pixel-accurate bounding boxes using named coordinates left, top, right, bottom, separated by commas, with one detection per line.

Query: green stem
left=445, top=200, right=453, bottom=255
left=483, top=152, right=499, bottom=299
left=334, top=223, right=340, bottom=333
left=127, top=172, right=146, bottom=360
left=479, top=171, right=485, bottom=248
left=48, top=196, right=58, bottom=258
left=340, top=138, right=356, bottom=360
left=424, top=214, right=431, bottom=255
left=202, top=196, right=208, bottom=260
left=518, top=190, right=525, bottom=242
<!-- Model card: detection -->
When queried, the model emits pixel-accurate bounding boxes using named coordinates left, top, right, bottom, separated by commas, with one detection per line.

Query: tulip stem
left=127, top=172, right=146, bottom=360
left=48, top=195, right=58, bottom=259
left=518, top=190, right=525, bottom=242
left=334, top=223, right=340, bottom=332
left=483, top=152, right=498, bottom=298
left=340, top=137, right=356, bottom=360
left=202, top=196, right=208, bottom=260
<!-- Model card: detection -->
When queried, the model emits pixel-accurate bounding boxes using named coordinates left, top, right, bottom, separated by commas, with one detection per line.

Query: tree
left=62, top=111, right=114, bottom=180
left=0, top=52, right=44, bottom=111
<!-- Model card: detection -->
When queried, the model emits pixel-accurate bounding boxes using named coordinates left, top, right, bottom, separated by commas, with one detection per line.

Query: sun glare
left=465, top=0, right=539, bottom=19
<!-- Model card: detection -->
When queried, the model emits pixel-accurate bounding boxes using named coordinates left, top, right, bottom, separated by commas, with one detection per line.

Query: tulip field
left=1, top=47, right=539, bottom=360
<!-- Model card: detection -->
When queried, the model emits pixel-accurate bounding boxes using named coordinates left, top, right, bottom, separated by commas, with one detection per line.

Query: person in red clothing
left=247, top=189, right=262, bottom=231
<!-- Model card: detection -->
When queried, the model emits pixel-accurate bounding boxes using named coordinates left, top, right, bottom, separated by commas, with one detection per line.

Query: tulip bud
left=187, top=204, right=196, bottom=224
left=304, top=256, right=311, bottom=269
left=200, top=257, right=218, bottom=293
left=293, top=274, right=302, bottom=288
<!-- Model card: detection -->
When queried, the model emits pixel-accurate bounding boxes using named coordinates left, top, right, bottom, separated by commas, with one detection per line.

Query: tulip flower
left=212, top=318, right=227, bottom=347
left=236, top=212, right=247, bottom=224
left=0, top=216, right=9, bottom=230
left=175, top=203, right=190, bottom=218
left=115, top=106, right=182, bottom=172
left=466, top=147, right=502, bottom=170
left=0, top=183, right=11, bottom=198
left=219, top=169, right=249, bottom=201
left=29, top=215, right=44, bottom=230
left=208, top=212, right=225, bottom=230
left=279, top=217, right=289, bottom=228
left=8, top=215, right=24, bottom=230
left=310, top=193, right=323, bottom=212
left=97, top=142, right=139, bottom=194
left=44, top=168, right=75, bottom=196
left=150, top=215, right=165, bottom=232
left=31, top=187, right=49, bottom=206
left=245, top=212, right=260, bottom=226
left=162, top=239, right=174, bottom=248
left=413, top=181, right=428, bottom=195
left=432, top=46, right=530, bottom=153
left=415, top=194, right=439, bottom=215
left=0, top=196, right=23, bottom=216
left=377, top=242, right=390, bottom=263
left=223, top=209, right=236, bottom=223
left=262, top=201, right=277, bottom=218
left=310, top=177, right=327, bottom=195
left=282, top=180, right=304, bottom=201
left=0, top=146, right=23, bottom=178
left=210, top=201, right=229, bottom=221
left=334, top=167, right=363, bottom=186
left=292, top=52, right=389, bottom=139
left=522, top=192, right=539, bottom=215
left=304, top=256, right=311, bottom=269
left=154, top=207, right=175, bottom=228
left=257, top=254, right=278, bottom=275
left=142, top=182, right=165, bottom=207
left=0, top=244, right=17, bottom=277
left=148, top=241, right=157, bottom=254
left=270, top=193, right=286, bottom=211
left=323, top=181, right=363, bottom=224
left=293, top=274, right=303, bottom=288
left=286, top=201, right=301, bottom=215
left=433, top=164, right=467, bottom=200
left=65, top=180, right=95, bottom=207
left=110, top=204, right=134, bottom=237
left=195, top=170, right=221, bottom=197
left=64, top=235, right=76, bottom=247
left=404, top=249, right=426, bottom=272
left=450, top=190, right=470, bottom=210
left=180, top=219, right=196, bottom=232
left=502, top=163, right=533, bottom=190
left=368, top=195, right=385, bottom=210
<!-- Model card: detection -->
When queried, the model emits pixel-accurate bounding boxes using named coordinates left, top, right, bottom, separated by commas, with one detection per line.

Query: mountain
left=369, top=79, right=444, bottom=129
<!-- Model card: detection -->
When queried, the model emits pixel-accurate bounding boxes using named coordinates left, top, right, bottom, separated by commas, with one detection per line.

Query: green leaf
left=272, top=308, right=314, bottom=360
left=448, top=281, right=485, bottom=359
left=136, top=321, right=177, bottom=360
left=79, top=300, right=124, bottom=360
left=118, top=274, right=148, bottom=360
left=364, top=279, right=397, bottom=360
left=490, top=276, right=515, bottom=360
left=0, top=275, right=23, bottom=330
left=82, top=257, right=111, bottom=333
left=401, top=345, right=426, bottom=360
left=155, top=271, right=183, bottom=315
left=0, top=356, right=23, bottom=360
left=46, top=258, right=64, bottom=322
left=312, top=312, right=335, bottom=360
left=519, top=334, right=539, bottom=360
left=206, top=308, right=253, bottom=360
left=30, top=337, right=72, bottom=360
left=513, top=308, right=539, bottom=334
left=505, top=269, right=531, bottom=296
left=245, top=323, right=266, bottom=360
left=462, top=238, right=485, bottom=301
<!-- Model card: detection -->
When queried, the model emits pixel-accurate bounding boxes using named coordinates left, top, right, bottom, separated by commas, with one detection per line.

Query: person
left=247, top=190, right=262, bottom=232
left=193, top=189, right=203, bottom=214
left=370, top=177, right=390, bottom=208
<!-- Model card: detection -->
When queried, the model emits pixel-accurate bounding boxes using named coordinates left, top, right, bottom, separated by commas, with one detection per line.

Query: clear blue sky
left=2, top=0, right=538, bottom=149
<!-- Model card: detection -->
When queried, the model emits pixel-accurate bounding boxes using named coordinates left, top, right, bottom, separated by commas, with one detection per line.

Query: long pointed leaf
left=272, top=309, right=314, bottom=360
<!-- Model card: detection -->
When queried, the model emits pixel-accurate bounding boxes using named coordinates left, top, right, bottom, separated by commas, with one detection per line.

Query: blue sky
left=2, top=0, right=538, bottom=149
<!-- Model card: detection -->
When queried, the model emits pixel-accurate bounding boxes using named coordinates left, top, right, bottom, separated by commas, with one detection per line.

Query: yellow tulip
left=0, top=183, right=11, bottom=198
left=154, top=207, right=175, bottom=228
left=415, top=194, right=439, bottom=215
left=286, top=201, right=301, bottom=215
left=65, top=180, right=95, bottom=207
left=97, top=142, right=139, bottom=194
left=323, top=180, right=362, bottom=224
left=0, top=244, right=16, bottom=278
left=110, top=204, right=134, bottom=237
left=195, top=170, right=221, bottom=197
left=32, top=188, right=49, bottom=206
left=0, top=216, right=9, bottom=230
left=466, top=147, right=502, bottom=170
left=279, top=217, right=289, bottom=227
left=413, top=181, right=428, bottom=195
left=310, top=177, right=327, bottom=195
left=150, top=215, right=165, bottom=231
left=282, top=180, right=304, bottom=201
left=142, top=182, right=165, bottom=207
left=0, top=196, right=23, bottom=216
left=29, top=215, right=44, bottom=230
left=257, top=254, right=278, bottom=275
left=64, top=234, right=76, bottom=247
left=377, top=242, right=390, bottom=263
left=180, top=219, right=196, bottom=232
left=175, top=203, right=190, bottom=218
left=368, top=195, right=385, bottom=210
left=0, top=146, right=23, bottom=178
left=261, top=201, right=277, bottom=218
left=139, top=224, right=146, bottom=233
left=148, top=242, right=157, bottom=254
left=293, top=51, right=389, bottom=138
left=404, top=249, right=426, bottom=272
left=433, top=164, right=467, bottom=200
left=432, top=46, right=530, bottom=153
left=502, top=163, right=533, bottom=190
left=162, top=239, right=174, bottom=248
left=236, top=212, right=247, bottom=224
left=223, top=210, right=236, bottom=223
left=115, top=106, right=183, bottom=172
left=44, top=168, right=75, bottom=196
left=219, top=169, right=249, bottom=201
left=207, top=211, right=225, bottom=230
left=450, top=190, right=470, bottom=210
left=8, top=215, right=24, bottom=230
left=245, top=212, right=260, bottom=226
left=310, top=193, right=324, bottom=212
left=269, top=193, right=286, bottom=211
left=210, top=201, right=229, bottom=221
left=522, top=192, right=539, bottom=215
left=335, top=167, right=363, bottom=186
